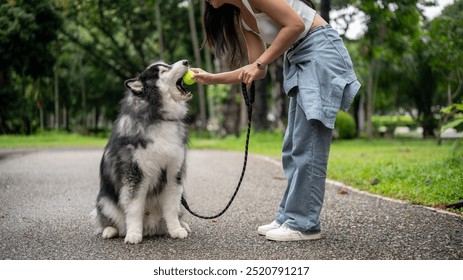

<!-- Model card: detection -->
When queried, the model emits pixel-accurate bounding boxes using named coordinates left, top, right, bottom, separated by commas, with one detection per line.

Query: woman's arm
left=192, top=28, right=266, bottom=85
left=237, top=0, right=306, bottom=85
left=250, top=0, right=305, bottom=67
left=193, top=0, right=305, bottom=85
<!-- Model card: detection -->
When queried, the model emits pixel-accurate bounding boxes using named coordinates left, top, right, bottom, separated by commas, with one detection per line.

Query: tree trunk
left=214, top=56, right=241, bottom=136
left=269, top=57, right=287, bottom=133
left=357, top=91, right=365, bottom=135
left=320, top=0, right=331, bottom=22
left=79, top=55, right=87, bottom=133
left=224, top=84, right=242, bottom=136
left=366, top=58, right=380, bottom=139
left=253, top=79, right=269, bottom=131
left=187, top=0, right=207, bottom=130
left=54, top=64, right=59, bottom=130
left=154, top=1, right=164, bottom=60
left=201, top=0, right=216, bottom=131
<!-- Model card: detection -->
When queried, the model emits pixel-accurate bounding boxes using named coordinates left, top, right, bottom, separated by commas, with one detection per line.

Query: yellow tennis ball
left=183, top=70, right=196, bottom=85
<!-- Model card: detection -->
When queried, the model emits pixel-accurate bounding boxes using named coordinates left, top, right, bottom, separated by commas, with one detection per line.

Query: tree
left=187, top=0, right=207, bottom=130
left=395, top=0, right=463, bottom=138
left=428, top=6, right=463, bottom=106
left=354, top=0, right=423, bottom=138
left=0, top=0, right=62, bottom=134
left=428, top=0, right=463, bottom=139
left=320, top=0, right=331, bottom=22
left=55, top=0, right=202, bottom=133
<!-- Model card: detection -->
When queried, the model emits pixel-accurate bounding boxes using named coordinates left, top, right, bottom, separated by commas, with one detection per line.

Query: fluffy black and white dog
left=93, top=60, right=192, bottom=244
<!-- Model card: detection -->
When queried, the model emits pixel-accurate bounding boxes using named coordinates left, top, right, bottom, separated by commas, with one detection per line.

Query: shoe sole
left=257, top=227, right=280, bottom=236
left=266, top=232, right=322, bottom=242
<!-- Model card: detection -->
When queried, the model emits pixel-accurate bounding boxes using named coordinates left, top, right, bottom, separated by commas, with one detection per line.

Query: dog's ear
left=125, top=78, right=144, bottom=95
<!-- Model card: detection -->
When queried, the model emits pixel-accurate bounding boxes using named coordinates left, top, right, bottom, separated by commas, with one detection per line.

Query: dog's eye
left=159, top=67, right=170, bottom=74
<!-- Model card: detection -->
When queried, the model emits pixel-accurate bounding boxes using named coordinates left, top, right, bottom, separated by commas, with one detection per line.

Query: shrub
left=371, top=115, right=419, bottom=136
left=335, top=111, right=356, bottom=139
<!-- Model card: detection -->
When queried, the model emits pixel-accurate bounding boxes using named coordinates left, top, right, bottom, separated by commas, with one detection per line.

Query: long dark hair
left=203, top=3, right=242, bottom=64
left=202, top=0, right=316, bottom=64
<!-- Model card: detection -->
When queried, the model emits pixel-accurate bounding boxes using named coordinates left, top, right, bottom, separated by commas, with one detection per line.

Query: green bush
left=335, top=111, right=356, bottom=139
left=371, top=115, right=419, bottom=135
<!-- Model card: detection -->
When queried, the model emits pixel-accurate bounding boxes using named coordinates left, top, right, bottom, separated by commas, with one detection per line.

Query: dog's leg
left=143, top=196, right=164, bottom=236
left=95, top=197, right=126, bottom=238
left=160, top=174, right=188, bottom=239
left=102, top=226, right=119, bottom=239
left=180, top=220, right=191, bottom=233
left=120, top=183, right=149, bottom=244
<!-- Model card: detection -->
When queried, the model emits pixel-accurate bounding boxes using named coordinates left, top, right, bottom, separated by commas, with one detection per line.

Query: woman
left=192, top=0, right=361, bottom=242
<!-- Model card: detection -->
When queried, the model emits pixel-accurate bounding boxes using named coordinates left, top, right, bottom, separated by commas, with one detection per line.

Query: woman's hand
left=189, top=68, right=214, bottom=85
left=238, top=63, right=266, bottom=85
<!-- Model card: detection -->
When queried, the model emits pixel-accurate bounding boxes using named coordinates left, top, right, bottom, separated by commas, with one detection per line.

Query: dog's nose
left=182, top=60, right=189, bottom=66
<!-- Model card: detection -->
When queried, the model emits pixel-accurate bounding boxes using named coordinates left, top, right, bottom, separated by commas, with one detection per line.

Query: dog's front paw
left=169, top=228, right=188, bottom=239
left=124, top=232, right=143, bottom=244
left=102, top=226, right=119, bottom=239
left=180, top=221, right=191, bottom=233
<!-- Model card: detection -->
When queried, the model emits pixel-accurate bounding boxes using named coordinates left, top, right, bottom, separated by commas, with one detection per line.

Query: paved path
left=0, top=148, right=462, bottom=260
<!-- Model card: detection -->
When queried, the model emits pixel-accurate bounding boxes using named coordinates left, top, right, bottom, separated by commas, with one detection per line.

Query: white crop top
left=241, top=0, right=316, bottom=44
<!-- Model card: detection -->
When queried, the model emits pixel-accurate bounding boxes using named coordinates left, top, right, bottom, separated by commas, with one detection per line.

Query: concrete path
left=0, top=148, right=462, bottom=260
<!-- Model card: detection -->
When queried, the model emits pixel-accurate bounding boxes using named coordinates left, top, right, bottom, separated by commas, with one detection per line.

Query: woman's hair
left=202, top=0, right=316, bottom=64
left=202, top=3, right=242, bottom=64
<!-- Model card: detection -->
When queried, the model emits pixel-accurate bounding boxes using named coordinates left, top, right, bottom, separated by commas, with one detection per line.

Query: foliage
left=205, top=84, right=232, bottom=133
left=372, top=115, right=417, bottom=128
left=0, top=0, right=62, bottom=134
left=335, top=111, right=356, bottom=139
left=0, top=0, right=61, bottom=78
left=427, top=11, right=463, bottom=105
left=58, top=0, right=193, bottom=79
left=440, top=102, right=463, bottom=133
left=351, top=0, right=424, bottom=138
left=52, top=0, right=202, bottom=133
left=1, top=0, right=463, bottom=140
left=371, top=115, right=420, bottom=137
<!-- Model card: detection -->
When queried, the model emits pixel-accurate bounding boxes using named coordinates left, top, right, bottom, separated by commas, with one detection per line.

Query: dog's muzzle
left=176, top=73, right=193, bottom=100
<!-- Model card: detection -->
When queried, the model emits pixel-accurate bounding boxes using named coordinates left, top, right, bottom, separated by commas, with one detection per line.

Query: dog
left=93, top=60, right=193, bottom=244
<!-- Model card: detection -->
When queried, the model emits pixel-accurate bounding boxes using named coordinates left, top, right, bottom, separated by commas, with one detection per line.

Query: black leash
left=181, top=82, right=255, bottom=219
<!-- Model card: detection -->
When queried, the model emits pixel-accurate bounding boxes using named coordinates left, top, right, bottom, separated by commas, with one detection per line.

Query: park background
left=0, top=0, right=462, bottom=215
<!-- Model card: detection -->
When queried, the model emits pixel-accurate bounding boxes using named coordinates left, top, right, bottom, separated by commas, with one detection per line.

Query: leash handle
left=181, top=82, right=254, bottom=219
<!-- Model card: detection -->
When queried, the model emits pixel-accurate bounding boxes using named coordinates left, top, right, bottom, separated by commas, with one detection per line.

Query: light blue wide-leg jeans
left=275, top=96, right=333, bottom=233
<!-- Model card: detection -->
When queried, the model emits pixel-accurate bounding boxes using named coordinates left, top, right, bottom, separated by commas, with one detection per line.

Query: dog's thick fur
left=94, top=60, right=192, bottom=244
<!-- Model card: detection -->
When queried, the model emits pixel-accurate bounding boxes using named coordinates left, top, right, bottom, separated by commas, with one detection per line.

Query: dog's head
left=125, top=60, right=193, bottom=102
left=122, top=60, right=192, bottom=121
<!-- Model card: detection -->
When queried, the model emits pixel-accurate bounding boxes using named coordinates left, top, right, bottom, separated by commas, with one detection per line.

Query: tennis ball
left=182, top=70, right=196, bottom=85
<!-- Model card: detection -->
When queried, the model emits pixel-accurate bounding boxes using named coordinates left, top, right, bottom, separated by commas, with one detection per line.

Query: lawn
left=191, top=131, right=463, bottom=213
left=327, top=139, right=463, bottom=209
left=0, top=131, right=107, bottom=148
left=1, top=131, right=462, bottom=213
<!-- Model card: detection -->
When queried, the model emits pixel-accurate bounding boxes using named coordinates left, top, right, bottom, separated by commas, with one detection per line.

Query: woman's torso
left=240, top=0, right=318, bottom=44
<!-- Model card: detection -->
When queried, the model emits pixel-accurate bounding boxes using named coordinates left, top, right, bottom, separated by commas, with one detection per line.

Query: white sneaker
left=257, top=221, right=281, bottom=236
left=265, top=224, right=321, bottom=241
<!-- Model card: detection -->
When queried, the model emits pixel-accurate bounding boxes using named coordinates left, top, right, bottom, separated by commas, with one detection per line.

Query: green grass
left=0, top=131, right=107, bottom=148
left=327, top=139, right=463, bottom=209
left=191, top=131, right=463, bottom=213
left=189, top=131, right=284, bottom=157
left=1, top=131, right=462, bottom=214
